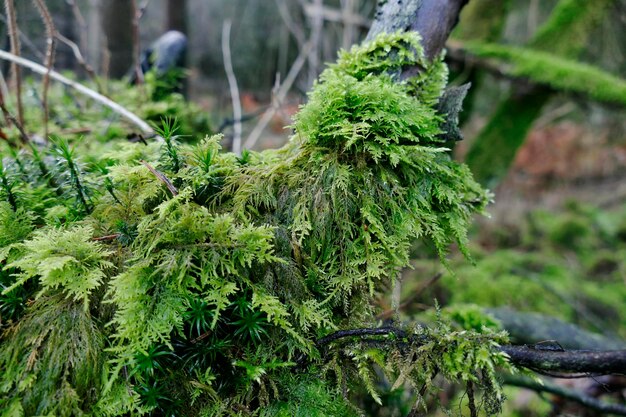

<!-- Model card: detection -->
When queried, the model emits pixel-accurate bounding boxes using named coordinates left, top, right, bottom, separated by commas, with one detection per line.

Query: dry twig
left=243, top=41, right=313, bottom=150
left=222, top=20, right=242, bottom=155
left=32, top=0, right=56, bottom=140
left=140, top=160, right=178, bottom=196
left=0, top=49, right=153, bottom=134
left=4, top=0, right=23, bottom=126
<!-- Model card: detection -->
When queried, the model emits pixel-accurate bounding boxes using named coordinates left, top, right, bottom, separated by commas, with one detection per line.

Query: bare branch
left=500, top=345, right=626, bottom=375
left=131, top=0, right=143, bottom=84
left=243, top=41, right=313, bottom=150
left=5, top=0, right=23, bottom=126
left=0, top=49, right=153, bottom=134
left=65, top=0, right=88, bottom=53
left=274, top=0, right=306, bottom=49
left=55, top=33, right=101, bottom=91
left=504, top=374, right=626, bottom=416
left=222, top=20, right=242, bottom=155
left=32, top=0, right=57, bottom=140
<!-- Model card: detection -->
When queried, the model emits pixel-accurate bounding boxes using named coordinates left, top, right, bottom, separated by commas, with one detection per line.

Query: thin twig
left=55, top=33, right=101, bottom=91
left=0, top=49, right=153, bottom=134
left=222, top=20, right=242, bottom=155
left=377, top=273, right=443, bottom=320
left=0, top=87, right=28, bottom=143
left=92, top=234, right=121, bottom=242
left=65, top=0, right=88, bottom=54
left=140, top=160, right=178, bottom=196
left=5, top=0, right=23, bottom=126
left=131, top=0, right=143, bottom=84
left=307, top=0, right=324, bottom=87
left=243, top=41, right=313, bottom=150
left=274, top=0, right=306, bottom=49
left=33, top=0, right=56, bottom=140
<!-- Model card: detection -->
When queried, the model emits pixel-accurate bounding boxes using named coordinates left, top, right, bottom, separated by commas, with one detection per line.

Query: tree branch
left=504, top=374, right=626, bottom=416
left=488, top=307, right=625, bottom=351
left=367, top=0, right=469, bottom=62
left=317, top=326, right=626, bottom=376
left=500, top=345, right=626, bottom=375
left=0, top=49, right=153, bottom=134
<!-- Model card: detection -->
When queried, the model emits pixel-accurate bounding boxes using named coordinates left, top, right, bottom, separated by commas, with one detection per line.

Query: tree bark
left=166, top=0, right=188, bottom=34
left=500, top=345, right=626, bottom=375
left=99, top=0, right=133, bottom=78
left=366, top=0, right=469, bottom=62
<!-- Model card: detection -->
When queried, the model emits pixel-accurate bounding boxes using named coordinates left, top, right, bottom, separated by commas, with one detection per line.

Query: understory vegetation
left=0, top=32, right=517, bottom=416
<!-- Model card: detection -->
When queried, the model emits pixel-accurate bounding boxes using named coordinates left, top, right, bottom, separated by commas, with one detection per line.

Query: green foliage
left=530, top=0, right=614, bottom=58
left=0, top=294, right=105, bottom=416
left=5, top=225, right=112, bottom=309
left=0, top=32, right=507, bottom=416
left=419, top=202, right=626, bottom=339
left=465, top=90, right=549, bottom=186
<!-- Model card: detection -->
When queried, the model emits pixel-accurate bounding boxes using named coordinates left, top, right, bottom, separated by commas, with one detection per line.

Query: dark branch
left=500, top=345, right=626, bottom=375
left=317, top=326, right=626, bottom=376
left=504, top=375, right=626, bottom=416
left=316, top=327, right=408, bottom=348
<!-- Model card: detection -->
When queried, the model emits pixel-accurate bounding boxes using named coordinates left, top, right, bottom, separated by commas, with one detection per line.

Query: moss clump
left=0, top=32, right=506, bottom=416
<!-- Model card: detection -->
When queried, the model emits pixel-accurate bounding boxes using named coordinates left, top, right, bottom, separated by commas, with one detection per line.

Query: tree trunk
left=366, top=0, right=469, bottom=62
left=166, top=0, right=188, bottom=34
left=99, top=0, right=133, bottom=78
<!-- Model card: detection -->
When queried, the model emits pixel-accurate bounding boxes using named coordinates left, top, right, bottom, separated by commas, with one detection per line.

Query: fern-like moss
left=0, top=294, right=105, bottom=416
left=0, top=32, right=505, bottom=416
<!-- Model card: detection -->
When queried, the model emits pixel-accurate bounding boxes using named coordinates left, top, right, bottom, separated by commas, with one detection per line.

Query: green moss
left=465, top=89, right=549, bottom=186
left=531, top=0, right=615, bottom=57
left=0, top=295, right=105, bottom=416
left=0, top=32, right=504, bottom=416
left=454, top=0, right=510, bottom=42
left=465, top=42, right=626, bottom=105
left=463, top=0, right=616, bottom=186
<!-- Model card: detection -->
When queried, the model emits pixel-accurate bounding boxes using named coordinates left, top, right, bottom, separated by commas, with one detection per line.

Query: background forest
left=0, top=0, right=626, bottom=416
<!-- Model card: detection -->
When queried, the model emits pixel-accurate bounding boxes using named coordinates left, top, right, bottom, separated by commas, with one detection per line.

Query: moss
left=465, top=42, right=626, bottom=105
left=454, top=0, right=511, bottom=42
left=465, top=89, right=549, bottom=186
left=463, top=0, right=616, bottom=186
left=0, top=32, right=504, bottom=416
left=0, top=295, right=105, bottom=416
left=530, top=0, right=615, bottom=57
